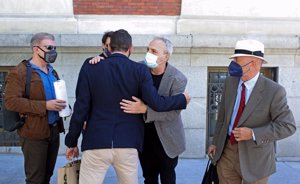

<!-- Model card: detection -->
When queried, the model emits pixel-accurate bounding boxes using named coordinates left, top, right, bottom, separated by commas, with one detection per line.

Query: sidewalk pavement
left=0, top=154, right=300, bottom=184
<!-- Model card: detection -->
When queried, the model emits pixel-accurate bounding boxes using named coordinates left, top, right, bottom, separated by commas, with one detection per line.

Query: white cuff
left=252, top=129, right=256, bottom=141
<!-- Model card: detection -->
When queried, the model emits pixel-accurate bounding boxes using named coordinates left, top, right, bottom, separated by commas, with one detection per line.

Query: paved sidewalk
left=0, top=154, right=300, bottom=184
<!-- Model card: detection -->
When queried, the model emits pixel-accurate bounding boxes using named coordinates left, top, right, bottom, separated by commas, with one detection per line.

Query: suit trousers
left=79, top=148, right=139, bottom=184
left=217, top=140, right=269, bottom=184
left=139, top=123, right=178, bottom=184
left=21, top=125, right=60, bottom=184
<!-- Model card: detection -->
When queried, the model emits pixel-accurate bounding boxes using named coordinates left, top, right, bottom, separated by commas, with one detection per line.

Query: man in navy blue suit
left=65, top=29, right=190, bottom=184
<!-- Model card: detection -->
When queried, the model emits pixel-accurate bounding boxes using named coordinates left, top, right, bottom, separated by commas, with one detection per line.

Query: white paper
left=54, top=80, right=71, bottom=117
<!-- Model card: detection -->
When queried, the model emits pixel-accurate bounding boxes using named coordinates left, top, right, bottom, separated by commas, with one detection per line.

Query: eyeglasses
left=34, top=45, right=56, bottom=50
left=42, top=45, right=56, bottom=50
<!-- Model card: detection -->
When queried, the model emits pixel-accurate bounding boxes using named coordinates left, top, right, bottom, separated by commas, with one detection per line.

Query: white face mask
left=144, top=52, right=158, bottom=69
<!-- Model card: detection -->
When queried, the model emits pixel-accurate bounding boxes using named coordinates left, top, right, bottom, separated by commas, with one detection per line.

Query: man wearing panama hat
left=208, top=39, right=296, bottom=184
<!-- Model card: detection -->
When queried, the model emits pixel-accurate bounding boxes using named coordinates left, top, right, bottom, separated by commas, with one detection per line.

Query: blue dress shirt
left=30, top=61, right=59, bottom=124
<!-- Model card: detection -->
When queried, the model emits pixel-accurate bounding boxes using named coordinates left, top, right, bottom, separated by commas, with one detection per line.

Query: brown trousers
left=21, top=125, right=60, bottom=184
left=217, top=140, right=269, bottom=184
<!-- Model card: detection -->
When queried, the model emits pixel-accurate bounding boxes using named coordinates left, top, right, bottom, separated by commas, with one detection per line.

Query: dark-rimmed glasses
left=42, top=45, right=56, bottom=50
left=34, top=45, right=56, bottom=50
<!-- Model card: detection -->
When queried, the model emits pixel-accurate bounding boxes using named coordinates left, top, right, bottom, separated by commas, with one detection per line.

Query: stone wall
left=1, top=0, right=300, bottom=159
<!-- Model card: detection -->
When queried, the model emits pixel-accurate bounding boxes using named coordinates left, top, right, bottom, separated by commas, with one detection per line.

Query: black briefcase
left=201, top=158, right=219, bottom=184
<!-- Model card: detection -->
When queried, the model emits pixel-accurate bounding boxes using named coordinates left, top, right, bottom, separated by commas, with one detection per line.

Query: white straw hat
left=229, top=39, right=267, bottom=63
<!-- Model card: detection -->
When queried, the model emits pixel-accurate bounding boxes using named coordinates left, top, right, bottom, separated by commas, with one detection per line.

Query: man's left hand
left=89, top=55, right=104, bottom=64
left=232, top=127, right=253, bottom=141
left=120, top=96, right=147, bottom=114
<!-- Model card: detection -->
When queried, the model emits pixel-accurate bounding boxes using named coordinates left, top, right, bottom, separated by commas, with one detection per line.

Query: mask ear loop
left=34, top=46, right=47, bottom=62
left=241, top=60, right=253, bottom=67
left=241, top=61, right=253, bottom=76
left=159, top=52, right=169, bottom=65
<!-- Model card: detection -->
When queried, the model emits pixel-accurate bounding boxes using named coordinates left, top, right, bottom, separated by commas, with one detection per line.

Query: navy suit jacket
left=65, top=53, right=187, bottom=152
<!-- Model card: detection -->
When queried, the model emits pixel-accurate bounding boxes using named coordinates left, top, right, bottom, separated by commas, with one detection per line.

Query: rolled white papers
left=54, top=80, right=71, bottom=117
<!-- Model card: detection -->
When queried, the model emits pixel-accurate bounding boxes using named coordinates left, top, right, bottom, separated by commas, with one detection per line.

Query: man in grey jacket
left=207, top=39, right=296, bottom=184
left=120, top=37, right=187, bottom=184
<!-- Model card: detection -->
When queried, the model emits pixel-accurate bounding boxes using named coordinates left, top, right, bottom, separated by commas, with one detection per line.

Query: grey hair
left=152, top=37, right=173, bottom=56
left=30, top=32, right=55, bottom=49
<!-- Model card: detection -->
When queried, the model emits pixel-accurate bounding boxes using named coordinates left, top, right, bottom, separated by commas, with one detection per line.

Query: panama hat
left=229, top=39, right=267, bottom=63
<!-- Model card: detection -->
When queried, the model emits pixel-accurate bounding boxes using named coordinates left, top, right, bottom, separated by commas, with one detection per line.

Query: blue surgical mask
left=228, top=61, right=252, bottom=77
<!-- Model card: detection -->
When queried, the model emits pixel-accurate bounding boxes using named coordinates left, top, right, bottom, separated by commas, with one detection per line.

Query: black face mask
left=36, top=46, right=57, bottom=63
left=103, top=47, right=111, bottom=58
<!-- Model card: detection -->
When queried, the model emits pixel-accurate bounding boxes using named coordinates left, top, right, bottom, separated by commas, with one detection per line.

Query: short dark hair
left=101, top=31, right=114, bottom=44
left=110, top=29, right=132, bottom=52
left=30, top=32, right=55, bottom=49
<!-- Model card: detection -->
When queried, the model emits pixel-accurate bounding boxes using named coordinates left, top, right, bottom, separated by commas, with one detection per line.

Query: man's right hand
left=120, top=96, right=147, bottom=114
left=183, top=91, right=191, bottom=104
left=89, top=55, right=104, bottom=64
left=66, top=147, right=79, bottom=160
left=207, top=145, right=217, bottom=158
left=46, top=99, right=66, bottom=111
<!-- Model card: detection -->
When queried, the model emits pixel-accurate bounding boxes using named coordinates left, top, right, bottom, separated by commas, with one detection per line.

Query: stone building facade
left=0, top=0, right=299, bottom=159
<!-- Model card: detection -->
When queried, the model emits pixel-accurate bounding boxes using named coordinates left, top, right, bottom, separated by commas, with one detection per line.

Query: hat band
left=234, top=49, right=264, bottom=57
